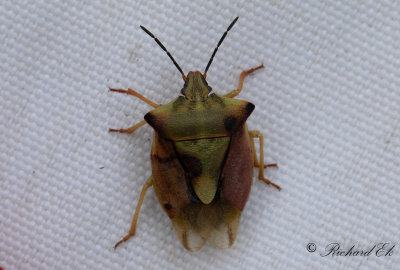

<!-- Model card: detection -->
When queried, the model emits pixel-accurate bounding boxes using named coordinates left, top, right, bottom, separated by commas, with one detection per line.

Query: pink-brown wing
left=151, top=132, right=191, bottom=218
left=220, top=125, right=254, bottom=211
left=151, top=133, right=207, bottom=251
left=151, top=126, right=253, bottom=251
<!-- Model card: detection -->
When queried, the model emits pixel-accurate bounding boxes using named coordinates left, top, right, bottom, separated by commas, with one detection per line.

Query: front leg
left=109, top=87, right=159, bottom=133
left=109, top=88, right=160, bottom=108
left=224, top=64, right=264, bottom=98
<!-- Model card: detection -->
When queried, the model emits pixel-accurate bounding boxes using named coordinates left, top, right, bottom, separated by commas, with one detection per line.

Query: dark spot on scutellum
left=164, top=203, right=172, bottom=210
left=180, top=154, right=202, bottom=180
left=246, top=102, right=255, bottom=115
left=224, top=116, right=236, bottom=131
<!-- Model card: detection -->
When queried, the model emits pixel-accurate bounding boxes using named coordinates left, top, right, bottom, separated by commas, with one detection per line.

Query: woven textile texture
left=1, top=1, right=399, bottom=269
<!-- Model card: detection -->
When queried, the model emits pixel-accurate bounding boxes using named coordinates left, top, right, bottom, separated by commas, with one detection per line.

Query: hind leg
left=114, top=176, right=153, bottom=249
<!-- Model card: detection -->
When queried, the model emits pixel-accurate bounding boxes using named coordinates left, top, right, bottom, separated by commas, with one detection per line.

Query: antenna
left=140, top=25, right=186, bottom=81
left=203, top=16, right=239, bottom=78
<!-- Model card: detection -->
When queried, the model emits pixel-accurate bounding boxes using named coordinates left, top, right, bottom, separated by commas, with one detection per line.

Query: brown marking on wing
left=205, top=201, right=242, bottom=249
left=151, top=133, right=191, bottom=219
left=171, top=203, right=207, bottom=251
left=164, top=203, right=172, bottom=210
left=182, top=232, right=189, bottom=250
left=153, top=153, right=177, bottom=164
left=228, top=226, right=234, bottom=247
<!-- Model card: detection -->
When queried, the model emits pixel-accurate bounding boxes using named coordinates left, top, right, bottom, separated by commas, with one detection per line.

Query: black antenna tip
left=140, top=25, right=153, bottom=38
left=140, top=24, right=186, bottom=81
left=228, top=17, right=239, bottom=30
left=204, top=16, right=240, bottom=76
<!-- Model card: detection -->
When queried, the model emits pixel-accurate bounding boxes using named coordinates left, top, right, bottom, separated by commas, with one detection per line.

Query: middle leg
left=249, top=130, right=280, bottom=190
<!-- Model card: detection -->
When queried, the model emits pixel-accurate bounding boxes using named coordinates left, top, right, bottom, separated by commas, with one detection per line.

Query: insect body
left=110, top=17, right=280, bottom=251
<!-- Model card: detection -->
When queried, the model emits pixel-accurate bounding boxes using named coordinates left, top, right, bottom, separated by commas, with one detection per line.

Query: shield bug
left=110, top=16, right=280, bottom=251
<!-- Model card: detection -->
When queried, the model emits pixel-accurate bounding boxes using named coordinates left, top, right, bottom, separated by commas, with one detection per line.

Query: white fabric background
left=1, top=1, right=399, bottom=269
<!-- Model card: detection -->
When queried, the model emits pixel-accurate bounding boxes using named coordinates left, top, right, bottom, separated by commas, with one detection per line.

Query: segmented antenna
left=140, top=25, right=186, bottom=81
left=203, top=16, right=239, bottom=77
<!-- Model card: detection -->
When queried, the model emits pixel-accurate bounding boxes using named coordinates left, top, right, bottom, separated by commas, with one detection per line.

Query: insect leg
left=248, top=130, right=280, bottom=190
left=109, top=119, right=147, bottom=134
left=224, top=64, right=264, bottom=98
left=250, top=135, right=278, bottom=168
left=109, top=88, right=160, bottom=108
left=115, top=176, right=153, bottom=249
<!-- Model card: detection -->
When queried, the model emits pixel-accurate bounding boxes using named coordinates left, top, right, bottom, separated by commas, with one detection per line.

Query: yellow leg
left=109, top=87, right=159, bottom=133
left=224, top=64, right=264, bottom=98
left=250, top=136, right=278, bottom=168
left=109, top=88, right=160, bottom=108
left=109, top=119, right=147, bottom=134
left=248, top=130, right=280, bottom=190
left=114, top=176, right=153, bottom=249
